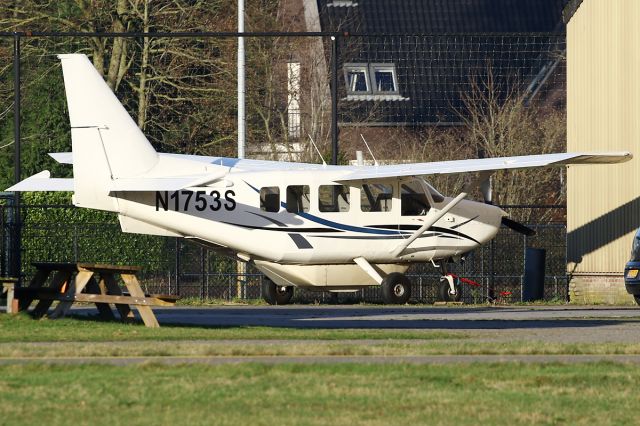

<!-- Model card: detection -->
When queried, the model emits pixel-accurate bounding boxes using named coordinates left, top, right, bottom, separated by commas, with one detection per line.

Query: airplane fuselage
left=113, top=157, right=505, bottom=288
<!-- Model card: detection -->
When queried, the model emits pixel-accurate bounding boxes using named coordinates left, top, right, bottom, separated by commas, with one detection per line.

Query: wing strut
left=354, top=257, right=384, bottom=284
left=391, top=171, right=493, bottom=258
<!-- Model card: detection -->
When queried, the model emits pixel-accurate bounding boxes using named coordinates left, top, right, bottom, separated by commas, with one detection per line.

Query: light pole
left=236, top=0, right=247, bottom=297
left=237, top=0, right=245, bottom=159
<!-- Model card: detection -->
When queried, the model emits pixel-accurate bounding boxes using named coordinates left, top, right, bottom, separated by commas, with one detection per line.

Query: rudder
left=58, top=54, right=159, bottom=210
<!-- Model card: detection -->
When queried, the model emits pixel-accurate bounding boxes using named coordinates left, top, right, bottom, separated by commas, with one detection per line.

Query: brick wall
left=569, top=274, right=635, bottom=305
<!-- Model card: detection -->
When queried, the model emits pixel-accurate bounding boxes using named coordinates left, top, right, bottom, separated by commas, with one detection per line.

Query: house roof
left=319, top=0, right=569, bottom=34
left=316, top=0, right=568, bottom=125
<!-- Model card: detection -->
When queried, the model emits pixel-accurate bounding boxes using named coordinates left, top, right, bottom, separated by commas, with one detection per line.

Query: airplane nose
left=450, top=200, right=504, bottom=245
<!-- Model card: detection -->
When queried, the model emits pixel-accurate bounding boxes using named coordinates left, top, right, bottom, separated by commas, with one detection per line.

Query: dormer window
left=371, top=64, right=399, bottom=94
left=326, top=1, right=358, bottom=7
left=345, top=64, right=370, bottom=94
left=343, top=63, right=408, bottom=101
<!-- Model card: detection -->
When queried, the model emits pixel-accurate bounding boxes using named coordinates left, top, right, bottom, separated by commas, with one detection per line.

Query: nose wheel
left=438, top=275, right=462, bottom=302
left=262, top=277, right=294, bottom=305
left=437, top=263, right=462, bottom=302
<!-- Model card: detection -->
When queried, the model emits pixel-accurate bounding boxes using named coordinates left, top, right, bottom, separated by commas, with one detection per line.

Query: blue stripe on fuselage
left=298, top=211, right=401, bottom=235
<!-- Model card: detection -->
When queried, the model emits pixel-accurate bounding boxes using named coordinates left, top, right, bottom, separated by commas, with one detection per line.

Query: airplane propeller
left=501, top=217, right=536, bottom=236
left=478, top=173, right=535, bottom=236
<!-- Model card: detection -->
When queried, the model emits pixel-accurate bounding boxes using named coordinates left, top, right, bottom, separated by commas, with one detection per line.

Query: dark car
left=624, top=228, right=640, bottom=305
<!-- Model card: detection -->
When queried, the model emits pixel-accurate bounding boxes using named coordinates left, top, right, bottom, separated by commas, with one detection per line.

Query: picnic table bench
left=1, top=277, right=19, bottom=314
left=12, top=262, right=178, bottom=328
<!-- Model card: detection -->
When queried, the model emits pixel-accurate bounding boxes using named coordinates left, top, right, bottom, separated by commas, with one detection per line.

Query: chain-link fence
left=0, top=31, right=567, bottom=303
left=1, top=203, right=567, bottom=303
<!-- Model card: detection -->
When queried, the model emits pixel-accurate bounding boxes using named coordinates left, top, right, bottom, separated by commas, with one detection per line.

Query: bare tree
left=0, top=0, right=292, bottom=161
left=457, top=70, right=566, bottom=221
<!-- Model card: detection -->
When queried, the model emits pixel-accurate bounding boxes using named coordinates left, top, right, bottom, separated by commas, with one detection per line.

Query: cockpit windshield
left=401, top=181, right=430, bottom=216
left=423, top=180, right=445, bottom=203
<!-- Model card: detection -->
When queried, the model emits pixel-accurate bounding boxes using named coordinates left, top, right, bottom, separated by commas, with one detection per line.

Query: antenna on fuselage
left=360, top=134, right=379, bottom=166
left=307, top=134, right=327, bottom=166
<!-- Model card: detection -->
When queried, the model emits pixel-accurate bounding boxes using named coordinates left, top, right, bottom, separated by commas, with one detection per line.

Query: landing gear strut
left=438, top=264, right=462, bottom=302
left=262, top=277, right=294, bottom=305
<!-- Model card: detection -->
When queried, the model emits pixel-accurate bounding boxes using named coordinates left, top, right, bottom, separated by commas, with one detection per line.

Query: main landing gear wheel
left=381, top=273, right=412, bottom=305
left=262, top=278, right=294, bottom=305
left=438, top=276, right=462, bottom=302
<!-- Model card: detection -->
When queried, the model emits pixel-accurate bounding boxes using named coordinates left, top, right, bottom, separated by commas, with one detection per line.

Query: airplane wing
left=336, top=152, right=632, bottom=181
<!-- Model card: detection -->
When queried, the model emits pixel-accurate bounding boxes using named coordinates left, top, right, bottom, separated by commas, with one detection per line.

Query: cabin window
left=260, top=187, right=280, bottom=212
left=318, top=185, right=350, bottom=213
left=286, top=185, right=310, bottom=213
left=361, top=184, right=393, bottom=212
left=401, top=182, right=430, bottom=216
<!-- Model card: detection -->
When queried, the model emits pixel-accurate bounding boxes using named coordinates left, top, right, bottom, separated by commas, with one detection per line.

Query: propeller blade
left=502, top=217, right=536, bottom=236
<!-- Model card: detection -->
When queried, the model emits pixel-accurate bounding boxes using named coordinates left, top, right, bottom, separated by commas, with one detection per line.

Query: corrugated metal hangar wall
left=566, top=0, right=640, bottom=303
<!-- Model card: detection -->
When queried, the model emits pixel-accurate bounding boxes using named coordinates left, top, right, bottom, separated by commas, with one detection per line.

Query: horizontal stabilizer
left=119, top=215, right=182, bottom=237
left=6, top=171, right=74, bottom=192
left=49, top=152, right=73, bottom=164
left=8, top=169, right=228, bottom=193
left=110, top=171, right=228, bottom=192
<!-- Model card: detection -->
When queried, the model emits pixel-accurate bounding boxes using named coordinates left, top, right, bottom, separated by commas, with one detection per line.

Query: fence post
left=200, top=246, right=205, bottom=301
left=10, top=33, right=22, bottom=285
left=73, top=225, right=79, bottom=262
left=175, top=238, right=180, bottom=296
left=331, top=34, right=339, bottom=165
left=488, top=239, right=495, bottom=300
left=0, top=204, right=4, bottom=276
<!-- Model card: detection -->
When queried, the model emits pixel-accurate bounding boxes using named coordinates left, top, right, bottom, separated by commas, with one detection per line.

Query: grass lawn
left=0, top=313, right=463, bottom=342
left=2, top=313, right=640, bottom=425
left=4, top=314, right=640, bottom=358
left=1, top=362, right=639, bottom=425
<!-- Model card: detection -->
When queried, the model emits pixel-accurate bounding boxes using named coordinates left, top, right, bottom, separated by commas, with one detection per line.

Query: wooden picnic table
left=1, top=277, right=19, bottom=314
left=13, top=262, right=178, bottom=328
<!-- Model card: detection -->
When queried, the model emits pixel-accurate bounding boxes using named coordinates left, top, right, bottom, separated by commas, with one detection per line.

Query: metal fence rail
left=1, top=203, right=567, bottom=303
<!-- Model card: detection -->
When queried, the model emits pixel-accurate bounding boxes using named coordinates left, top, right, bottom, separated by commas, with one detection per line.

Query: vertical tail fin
left=58, top=54, right=158, bottom=210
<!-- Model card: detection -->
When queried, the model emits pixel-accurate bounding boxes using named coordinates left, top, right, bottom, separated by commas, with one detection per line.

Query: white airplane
left=7, top=54, right=632, bottom=304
